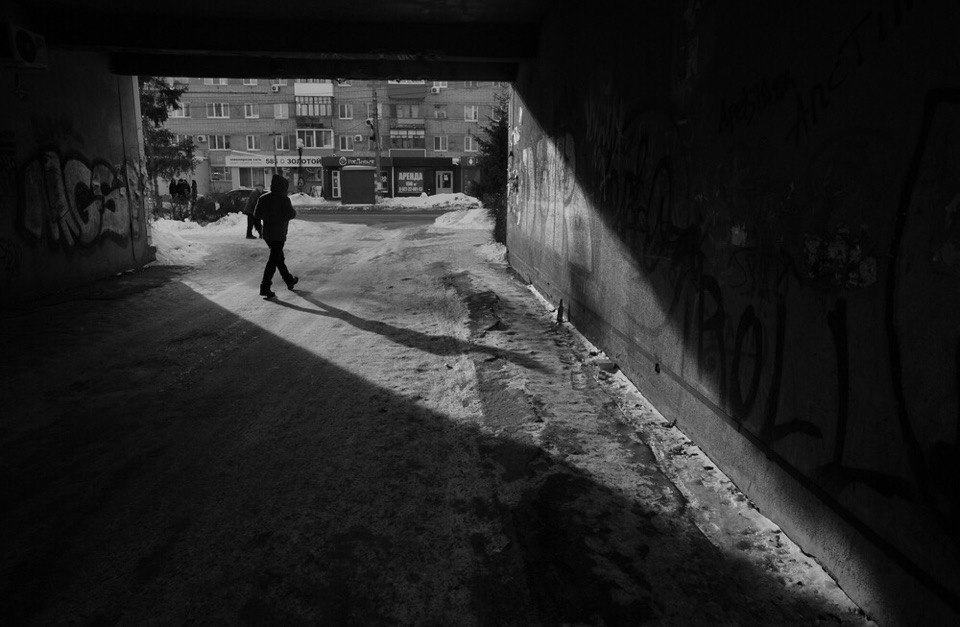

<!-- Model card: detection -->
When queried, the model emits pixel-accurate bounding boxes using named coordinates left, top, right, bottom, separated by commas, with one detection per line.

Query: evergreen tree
left=138, top=77, right=195, bottom=214
left=476, top=90, right=509, bottom=243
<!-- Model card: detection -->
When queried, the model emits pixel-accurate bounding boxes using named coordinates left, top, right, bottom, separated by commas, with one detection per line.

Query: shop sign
left=396, top=169, right=424, bottom=194
left=224, top=153, right=326, bottom=167
left=337, top=156, right=376, bottom=167
left=224, top=154, right=268, bottom=167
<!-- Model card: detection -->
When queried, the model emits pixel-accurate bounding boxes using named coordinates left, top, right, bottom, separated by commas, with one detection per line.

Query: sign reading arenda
left=397, top=170, right=423, bottom=193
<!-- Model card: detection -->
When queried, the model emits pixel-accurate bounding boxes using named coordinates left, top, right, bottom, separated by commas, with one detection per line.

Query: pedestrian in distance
left=243, top=184, right=264, bottom=239
left=254, top=174, right=298, bottom=298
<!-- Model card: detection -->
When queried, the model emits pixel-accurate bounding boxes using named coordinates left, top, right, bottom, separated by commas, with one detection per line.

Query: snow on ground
left=378, top=192, right=482, bottom=209
left=477, top=241, right=507, bottom=264
left=431, top=208, right=493, bottom=230
left=289, top=192, right=330, bottom=206
left=149, top=219, right=209, bottom=265
left=7, top=211, right=872, bottom=623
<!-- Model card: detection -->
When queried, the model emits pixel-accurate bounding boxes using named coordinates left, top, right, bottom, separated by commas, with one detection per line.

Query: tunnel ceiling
left=18, top=0, right=557, bottom=80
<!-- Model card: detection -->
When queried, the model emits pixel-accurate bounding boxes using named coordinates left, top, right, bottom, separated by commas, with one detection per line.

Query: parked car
left=223, top=187, right=255, bottom=213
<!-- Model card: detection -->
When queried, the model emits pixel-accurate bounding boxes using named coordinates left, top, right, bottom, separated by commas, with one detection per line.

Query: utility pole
left=371, top=82, right=383, bottom=203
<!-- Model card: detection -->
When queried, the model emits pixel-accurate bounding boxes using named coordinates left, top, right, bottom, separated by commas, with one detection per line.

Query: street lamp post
left=297, top=138, right=305, bottom=193
left=268, top=131, right=281, bottom=177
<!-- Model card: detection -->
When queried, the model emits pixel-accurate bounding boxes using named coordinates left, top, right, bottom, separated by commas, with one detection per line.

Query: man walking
left=243, top=183, right=264, bottom=239
left=253, top=174, right=298, bottom=298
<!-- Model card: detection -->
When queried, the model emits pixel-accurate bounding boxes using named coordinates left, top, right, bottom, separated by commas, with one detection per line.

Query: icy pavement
left=0, top=208, right=872, bottom=624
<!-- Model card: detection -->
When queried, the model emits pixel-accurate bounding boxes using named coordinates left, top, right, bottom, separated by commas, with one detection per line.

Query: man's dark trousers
left=262, top=240, right=294, bottom=289
left=246, top=214, right=262, bottom=238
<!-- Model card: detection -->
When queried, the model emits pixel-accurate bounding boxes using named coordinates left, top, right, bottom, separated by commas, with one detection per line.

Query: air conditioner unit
left=0, top=23, right=48, bottom=69
left=271, top=85, right=280, bottom=93
left=354, top=134, right=363, bottom=142
left=195, top=135, right=208, bottom=143
left=430, top=86, right=441, bottom=94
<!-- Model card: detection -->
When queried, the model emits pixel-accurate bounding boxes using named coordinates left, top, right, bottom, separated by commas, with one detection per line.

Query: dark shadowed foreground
left=0, top=215, right=869, bottom=624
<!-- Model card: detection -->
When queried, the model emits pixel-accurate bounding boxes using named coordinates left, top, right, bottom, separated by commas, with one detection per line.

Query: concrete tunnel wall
left=507, top=0, right=960, bottom=623
left=0, top=49, right=151, bottom=305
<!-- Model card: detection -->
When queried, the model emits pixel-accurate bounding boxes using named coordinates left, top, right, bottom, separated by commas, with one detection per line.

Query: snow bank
left=379, top=192, right=482, bottom=209
left=290, top=192, right=329, bottom=206
left=477, top=242, right=507, bottom=264
left=205, top=213, right=246, bottom=232
left=432, top=208, right=493, bottom=230
left=153, top=217, right=200, bottom=232
left=150, top=220, right=208, bottom=265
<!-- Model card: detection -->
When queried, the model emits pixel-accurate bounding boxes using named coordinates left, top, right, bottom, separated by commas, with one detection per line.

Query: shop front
left=390, top=157, right=461, bottom=197
left=223, top=152, right=325, bottom=195
left=317, top=155, right=461, bottom=202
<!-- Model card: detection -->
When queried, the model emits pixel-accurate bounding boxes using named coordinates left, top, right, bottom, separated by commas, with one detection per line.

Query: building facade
left=163, top=78, right=508, bottom=200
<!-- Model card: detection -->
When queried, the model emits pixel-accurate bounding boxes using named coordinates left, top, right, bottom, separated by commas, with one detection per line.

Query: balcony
left=293, top=82, right=333, bottom=97
left=295, top=115, right=333, bottom=129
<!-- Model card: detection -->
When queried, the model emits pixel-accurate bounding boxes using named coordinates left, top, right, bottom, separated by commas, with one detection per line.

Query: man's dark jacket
left=253, top=176, right=297, bottom=242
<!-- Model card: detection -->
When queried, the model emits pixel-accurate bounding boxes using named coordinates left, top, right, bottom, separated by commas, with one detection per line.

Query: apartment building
left=164, top=77, right=508, bottom=200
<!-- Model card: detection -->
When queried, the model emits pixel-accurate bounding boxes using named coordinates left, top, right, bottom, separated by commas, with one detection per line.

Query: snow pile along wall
left=508, top=0, right=960, bottom=623
left=149, top=220, right=208, bottom=266
left=0, top=48, right=150, bottom=305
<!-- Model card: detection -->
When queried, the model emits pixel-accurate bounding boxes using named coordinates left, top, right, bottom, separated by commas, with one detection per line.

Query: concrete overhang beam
left=110, top=54, right=519, bottom=82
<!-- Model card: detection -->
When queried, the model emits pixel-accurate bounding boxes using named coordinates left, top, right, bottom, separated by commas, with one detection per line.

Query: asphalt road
left=298, top=210, right=449, bottom=228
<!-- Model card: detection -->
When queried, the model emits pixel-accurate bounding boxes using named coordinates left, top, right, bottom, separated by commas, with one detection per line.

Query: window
left=331, top=170, right=341, bottom=198
left=464, top=105, right=479, bottom=122
left=432, top=81, right=448, bottom=89
left=338, top=103, right=353, bottom=119
left=274, top=103, right=289, bottom=120
left=296, top=78, right=332, bottom=84
left=210, top=166, right=228, bottom=180
left=246, top=135, right=261, bottom=151
left=204, top=78, right=228, bottom=85
left=274, top=134, right=291, bottom=151
left=366, top=103, right=382, bottom=118
left=296, top=96, right=332, bottom=117
left=388, top=104, right=420, bottom=119
left=244, top=103, right=259, bottom=118
left=434, top=136, right=448, bottom=151
left=491, top=81, right=506, bottom=87
left=272, top=78, right=288, bottom=86
left=464, top=134, right=477, bottom=152
left=463, top=81, right=477, bottom=88
left=433, top=105, right=447, bottom=119
left=242, top=78, right=258, bottom=86
left=209, top=135, right=230, bottom=150
left=389, top=128, right=425, bottom=149
left=339, top=134, right=354, bottom=151
left=238, top=167, right=265, bottom=188
left=169, top=103, right=190, bottom=118
left=297, top=129, right=334, bottom=148
left=206, top=102, right=230, bottom=118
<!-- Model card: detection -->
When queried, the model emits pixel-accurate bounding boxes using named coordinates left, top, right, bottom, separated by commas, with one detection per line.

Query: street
left=0, top=210, right=870, bottom=624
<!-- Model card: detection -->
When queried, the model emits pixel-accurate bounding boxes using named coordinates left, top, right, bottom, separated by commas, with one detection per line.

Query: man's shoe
left=246, top=235, right=257, bottom=239
left=259, top=287, right=276, bottom=298
left=286, top=276, right=299, bottom=290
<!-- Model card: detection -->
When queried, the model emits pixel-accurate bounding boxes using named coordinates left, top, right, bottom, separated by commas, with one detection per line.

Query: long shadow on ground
left=270, top=291, right=549, bottom=373
left=0, top=267, right=855, bottom=624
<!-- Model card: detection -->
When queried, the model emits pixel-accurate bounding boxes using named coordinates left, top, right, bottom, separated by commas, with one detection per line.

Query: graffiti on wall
left=18, top=149, right=143, bottom=249
left=514, top=85, right=960, bottom=552
left=0, top=238, right=22, bottom=277
left=515, top=132, right=593, bottom=273
left=887, top=92, right=960, bottom=526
